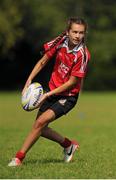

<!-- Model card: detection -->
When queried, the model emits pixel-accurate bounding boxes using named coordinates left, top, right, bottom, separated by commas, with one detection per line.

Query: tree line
left=0, top=0, right=116, bottom=90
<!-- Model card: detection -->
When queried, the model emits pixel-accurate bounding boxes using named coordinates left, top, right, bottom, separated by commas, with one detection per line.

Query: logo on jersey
left=58, top=62, right=69, bottom=78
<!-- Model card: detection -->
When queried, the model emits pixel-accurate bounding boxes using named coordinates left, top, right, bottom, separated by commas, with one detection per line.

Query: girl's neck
left=68, top=41, right=75, bottom=50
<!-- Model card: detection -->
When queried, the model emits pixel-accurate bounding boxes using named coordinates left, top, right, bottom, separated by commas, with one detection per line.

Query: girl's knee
left=33, top=118, right=46, bottom=130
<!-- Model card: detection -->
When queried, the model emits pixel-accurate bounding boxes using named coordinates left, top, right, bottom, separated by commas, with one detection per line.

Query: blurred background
left=0, top=0, right=116, bottom=91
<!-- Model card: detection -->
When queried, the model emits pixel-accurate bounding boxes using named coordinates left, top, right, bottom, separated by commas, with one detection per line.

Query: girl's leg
left=20, top=109, right=56, bottom=154
left=8, top=109, right=77, bottom=166
left=8, top=109, right=57, bottom=166
left=41, top=126, right=71, bottom=148
left=35, top=111, right=71, bottom=147
left=41, top=126, right=64, bottom=144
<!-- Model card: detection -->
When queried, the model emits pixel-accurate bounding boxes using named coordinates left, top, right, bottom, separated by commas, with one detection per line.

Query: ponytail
left=47, top=31, right=66, bottom=51
left=40, top=31, right=66, bottom=56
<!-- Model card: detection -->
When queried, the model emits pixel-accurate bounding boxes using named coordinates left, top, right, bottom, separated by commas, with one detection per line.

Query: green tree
left=83, top=0, right=116, bottom=90
left=0, top=0, right=24, bottom=55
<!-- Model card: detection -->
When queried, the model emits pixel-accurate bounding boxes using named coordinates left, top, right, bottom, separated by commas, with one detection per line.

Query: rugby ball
left=21, top=82, right=43, bottom=111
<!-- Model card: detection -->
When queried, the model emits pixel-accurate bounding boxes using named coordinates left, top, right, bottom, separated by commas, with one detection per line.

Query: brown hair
left=67, top=17, right=88, bottom=33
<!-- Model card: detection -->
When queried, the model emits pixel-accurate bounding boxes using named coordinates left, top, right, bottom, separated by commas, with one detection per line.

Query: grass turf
left=0, top=91, right=116, bottom=179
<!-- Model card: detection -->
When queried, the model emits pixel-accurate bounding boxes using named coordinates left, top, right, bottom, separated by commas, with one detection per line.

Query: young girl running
left=8, top=17, right=91, bottom=166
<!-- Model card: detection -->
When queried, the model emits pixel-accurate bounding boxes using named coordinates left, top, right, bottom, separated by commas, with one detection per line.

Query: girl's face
left=67, top=23, right=85, bottom=48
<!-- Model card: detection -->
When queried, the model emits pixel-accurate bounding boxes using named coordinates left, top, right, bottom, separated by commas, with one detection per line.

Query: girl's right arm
left=22, top=54, right=49, bottom=94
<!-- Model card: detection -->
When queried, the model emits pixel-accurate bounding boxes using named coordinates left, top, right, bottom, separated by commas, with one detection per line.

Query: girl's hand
left=37, top=93, right=49, bottom=108
left=22, top=79, right=32, bottom=95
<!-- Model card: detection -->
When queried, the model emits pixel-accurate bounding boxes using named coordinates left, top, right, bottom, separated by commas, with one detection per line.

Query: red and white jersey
left=44, top=37, right=91, bottom=96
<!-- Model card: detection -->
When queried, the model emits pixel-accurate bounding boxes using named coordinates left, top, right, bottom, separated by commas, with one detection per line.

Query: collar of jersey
left=58, top=37, right=83, bottom=54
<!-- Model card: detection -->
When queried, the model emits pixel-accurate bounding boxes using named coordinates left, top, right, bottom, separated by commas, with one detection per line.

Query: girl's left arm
left=47, top=76, right=78, bottom=96
left=38, top=76, right=79, bottom=106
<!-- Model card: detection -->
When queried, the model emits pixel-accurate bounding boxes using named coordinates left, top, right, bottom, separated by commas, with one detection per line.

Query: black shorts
left=39, top=94, right=79, bottom=119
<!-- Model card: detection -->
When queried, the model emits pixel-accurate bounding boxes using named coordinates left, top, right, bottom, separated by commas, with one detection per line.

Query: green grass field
left=0, top=91, right=116, bottom=179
